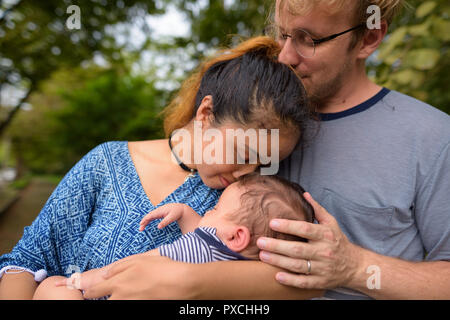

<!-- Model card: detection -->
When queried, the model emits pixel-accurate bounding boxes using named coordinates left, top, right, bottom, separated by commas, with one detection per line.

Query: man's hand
left=256, top=192, right=364, bottom=290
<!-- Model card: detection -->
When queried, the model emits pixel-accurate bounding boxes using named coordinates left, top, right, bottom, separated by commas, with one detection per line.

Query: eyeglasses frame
left=270, top=23, right=366, bottom=57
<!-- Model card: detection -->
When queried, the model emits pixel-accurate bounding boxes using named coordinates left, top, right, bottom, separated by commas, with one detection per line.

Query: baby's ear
left=227, top=226, right=251, bottom=252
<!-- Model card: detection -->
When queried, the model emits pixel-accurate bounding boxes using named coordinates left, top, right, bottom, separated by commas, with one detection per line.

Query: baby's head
left=198, top=172, right=314, bottom=260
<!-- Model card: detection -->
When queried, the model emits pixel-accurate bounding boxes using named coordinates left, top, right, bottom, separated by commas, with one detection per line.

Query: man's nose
left=278, top=38, right=302, bottom=68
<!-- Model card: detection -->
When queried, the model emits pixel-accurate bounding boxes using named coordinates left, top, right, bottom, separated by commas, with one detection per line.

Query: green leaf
left=416, top=1, right=437, bottom=19
left=432, top=17, right=450, bottom=42
left=442, top=5, right=450, bottom=17
left=404, top=48, right=441, bottom=70
left=390, top=68, right=425, bottom=89
left=391, top=69, right=414, bottom=85
left=408, top=19, right=431, bottom=37
left=378, top=27, right=407, bottom=61
left=383, top=48, right=403, bottom=65
left=411, top=90, right=429, bottom=102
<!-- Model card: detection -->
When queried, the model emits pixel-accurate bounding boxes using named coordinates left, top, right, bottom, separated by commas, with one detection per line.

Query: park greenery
left=0, top=0, right=449, bottom=177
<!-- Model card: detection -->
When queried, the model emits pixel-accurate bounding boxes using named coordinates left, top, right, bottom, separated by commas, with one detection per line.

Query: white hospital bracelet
left=0, top=266, right=47, bottom=282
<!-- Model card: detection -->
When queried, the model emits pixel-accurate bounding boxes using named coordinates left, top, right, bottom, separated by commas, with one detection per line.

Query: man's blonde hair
left=275, top=0, right=405, bottom=48
left=278, top=0, right=405, bottom=24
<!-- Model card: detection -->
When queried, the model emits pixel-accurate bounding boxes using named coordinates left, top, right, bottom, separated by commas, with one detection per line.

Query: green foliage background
left=371, top=0, right=449, bottom=113
left=0, top=0, right=448, bottom=176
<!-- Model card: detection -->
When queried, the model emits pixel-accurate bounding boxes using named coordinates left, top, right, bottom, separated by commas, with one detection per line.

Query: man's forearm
left=349, top=247, right=450, bottom=299
left=186, top=260, right=323, bottom=300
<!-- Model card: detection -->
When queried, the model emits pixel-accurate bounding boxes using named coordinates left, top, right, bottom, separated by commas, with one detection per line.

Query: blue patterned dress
left=0, top=141, right=221, bottom=280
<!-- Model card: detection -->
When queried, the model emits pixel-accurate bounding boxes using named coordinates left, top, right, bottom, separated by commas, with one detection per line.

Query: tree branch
left=0, top=83, right=34, bottom=137
left=0, top=0, right=22, bottom=25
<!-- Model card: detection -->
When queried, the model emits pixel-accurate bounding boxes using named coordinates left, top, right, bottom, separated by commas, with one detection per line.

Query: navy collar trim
left=194, top=228, right=251, bottom=261
left=318, top=87, right=390, bottom=121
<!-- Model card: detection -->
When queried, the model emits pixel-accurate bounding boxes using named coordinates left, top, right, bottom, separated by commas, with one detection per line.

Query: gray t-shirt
left=279, top=88, right=450, bottom=299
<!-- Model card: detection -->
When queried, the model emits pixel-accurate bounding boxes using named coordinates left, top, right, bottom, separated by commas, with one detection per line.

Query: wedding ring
left=306, top=260, right=312, bottom=275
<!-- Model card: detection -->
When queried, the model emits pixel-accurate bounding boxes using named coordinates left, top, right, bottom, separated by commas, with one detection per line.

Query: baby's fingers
left=156, top=216, right=174, bottom=229
left=139, top=216, right=152, bottom=231
left=139, top=208, right=170, bottom=231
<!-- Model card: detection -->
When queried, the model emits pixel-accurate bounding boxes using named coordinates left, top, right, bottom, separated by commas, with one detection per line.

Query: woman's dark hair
left=163, top=36, right=310, bottom=136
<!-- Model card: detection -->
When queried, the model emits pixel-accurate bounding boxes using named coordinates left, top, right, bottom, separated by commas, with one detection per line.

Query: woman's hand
left=256, top=192, right=364, bottom=290
left=83, top=255, right=195, bottom=300
left=55, top=268, right=105, bottom=291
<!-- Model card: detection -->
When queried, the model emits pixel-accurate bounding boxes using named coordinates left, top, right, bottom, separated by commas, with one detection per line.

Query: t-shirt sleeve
left=159, top=232, right=213, bottom=263
left=0, top=143, right=107, bottom=280
left=414, top=142, right=450, bottom=261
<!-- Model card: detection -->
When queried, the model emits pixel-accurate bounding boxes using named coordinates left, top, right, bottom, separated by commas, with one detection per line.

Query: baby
left=34, top=173, right=314, bottom=299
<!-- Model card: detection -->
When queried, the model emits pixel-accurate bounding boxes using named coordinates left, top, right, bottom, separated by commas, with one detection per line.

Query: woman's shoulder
left=47, top=141, right=131, bottom=203
left=66, top=141, right=132, bottom=179
left=80, top=141, right=128, bottom=164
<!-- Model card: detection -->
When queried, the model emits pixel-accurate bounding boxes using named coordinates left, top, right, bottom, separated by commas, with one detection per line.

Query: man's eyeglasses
left=265, top=24, right=366, bottom=58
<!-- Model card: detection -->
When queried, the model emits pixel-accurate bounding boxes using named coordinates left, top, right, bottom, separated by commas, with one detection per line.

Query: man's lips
left=219, top=175, right=231, bottom=187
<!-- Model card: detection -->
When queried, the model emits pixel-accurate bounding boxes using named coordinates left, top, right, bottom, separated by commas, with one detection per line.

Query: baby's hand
left=139, top=203, right=189, bottom=231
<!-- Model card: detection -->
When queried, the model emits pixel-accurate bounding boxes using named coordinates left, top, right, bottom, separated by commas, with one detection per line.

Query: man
left=84, top=0, right=450, bottom=300
left=256, top=0, right=450, bottom=299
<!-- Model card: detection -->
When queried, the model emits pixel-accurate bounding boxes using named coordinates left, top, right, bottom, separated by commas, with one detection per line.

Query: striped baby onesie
left=158, top=227, right=250, bottom=263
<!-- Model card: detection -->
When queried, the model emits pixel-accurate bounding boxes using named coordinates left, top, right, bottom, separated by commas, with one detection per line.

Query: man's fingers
left=257, top=237, right=313, bottom=259
left=259, top=251, right=315, bottom=274
left=303, top=192, right=334, bottom=225
left=269, top=218, right=325, bottom=241
left=275, top=271, right=323, bottom=290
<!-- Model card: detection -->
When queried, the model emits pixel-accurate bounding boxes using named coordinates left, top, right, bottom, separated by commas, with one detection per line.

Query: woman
left=0, top=36, right=319, bottom=299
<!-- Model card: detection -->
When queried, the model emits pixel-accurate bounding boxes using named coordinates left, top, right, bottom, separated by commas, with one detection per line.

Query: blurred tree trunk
left=0, top=84, right=34, bottom=137
left=14, top=151, right=26, bottom=180
left=0, top=1, right=22, bottom=24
